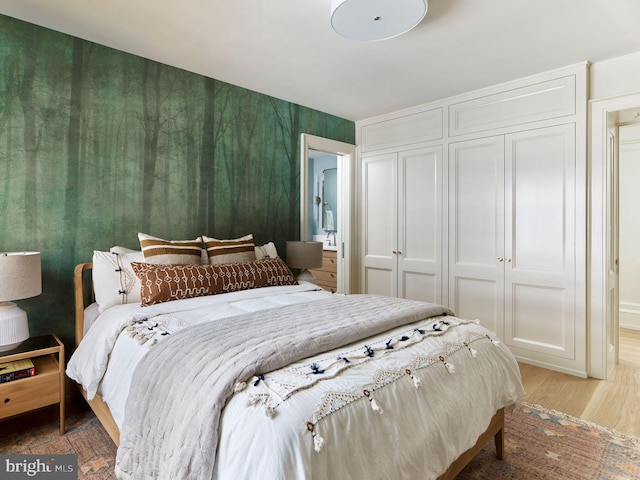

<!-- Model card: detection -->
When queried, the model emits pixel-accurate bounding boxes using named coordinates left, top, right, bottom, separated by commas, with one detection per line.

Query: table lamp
left=0, top=252, right=41, bottom=351
left=286, top=241, right=323, bottom=283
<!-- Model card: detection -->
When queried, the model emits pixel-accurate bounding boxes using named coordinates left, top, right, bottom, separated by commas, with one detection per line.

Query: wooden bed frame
left=73, top=262, right=504, bottom=479
left=73, top=263, right=121, bottom=446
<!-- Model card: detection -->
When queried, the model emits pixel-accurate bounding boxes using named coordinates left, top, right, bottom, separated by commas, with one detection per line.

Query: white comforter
left=67, top=284, right=525, bottom=480
left=68, top=283, right=331, bottom=425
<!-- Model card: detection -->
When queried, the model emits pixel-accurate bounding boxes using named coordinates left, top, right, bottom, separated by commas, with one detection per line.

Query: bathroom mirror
left=306, top=149, right=337, bottom=244
left=322, top=168, right=338, bottom=232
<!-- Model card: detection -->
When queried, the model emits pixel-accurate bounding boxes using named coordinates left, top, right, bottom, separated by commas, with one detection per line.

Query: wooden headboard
left=73, top=263, right=94, bottom=347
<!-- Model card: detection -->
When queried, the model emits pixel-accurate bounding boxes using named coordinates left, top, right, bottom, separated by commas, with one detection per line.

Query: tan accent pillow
left=203, top=234, right=256, bottom=264
left=131, top=257, right=298, bottom=306
left=138, top=232, right=203, bottom=265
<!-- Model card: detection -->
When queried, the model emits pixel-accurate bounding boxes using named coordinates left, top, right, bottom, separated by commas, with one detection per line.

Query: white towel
left=323, top=208, right=334, bottom=231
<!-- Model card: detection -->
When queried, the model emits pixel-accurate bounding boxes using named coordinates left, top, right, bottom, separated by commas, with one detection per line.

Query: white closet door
left=398, top=147, right=443, bottom=303
left=361, top=153, right=398, bottom=296
left=448, top=136, right=505, bottom=337
left=504, top=124, right=576, bottom=359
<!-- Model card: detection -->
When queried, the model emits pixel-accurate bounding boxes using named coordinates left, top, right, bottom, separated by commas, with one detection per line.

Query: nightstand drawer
left=0, top=356, right=60, bottom=419
left=312, top=270, right=336, bottom=284
left=309, top=250, right=338, bottom=292
left=321, top=252, right=337, bottom=271
left=316, top=281, right=336, bottom=293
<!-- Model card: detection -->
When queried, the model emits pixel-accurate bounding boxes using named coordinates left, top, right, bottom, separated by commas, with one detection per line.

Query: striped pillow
left=203, top=234, right=256, bottom=265
left=138, top=232, right=203, bottom=265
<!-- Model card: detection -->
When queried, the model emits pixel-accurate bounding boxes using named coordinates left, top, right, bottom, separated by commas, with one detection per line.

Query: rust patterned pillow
left=131, top=257, right=297, bottom=306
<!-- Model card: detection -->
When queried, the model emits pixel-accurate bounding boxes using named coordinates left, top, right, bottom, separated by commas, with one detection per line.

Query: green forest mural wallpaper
left=0, top=15, right=355, bottom=348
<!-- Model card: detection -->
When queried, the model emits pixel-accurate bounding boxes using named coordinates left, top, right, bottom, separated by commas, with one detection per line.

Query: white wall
left=619, top=123, right=640, bottom=330
left=591, top=51, right=640, bottom=101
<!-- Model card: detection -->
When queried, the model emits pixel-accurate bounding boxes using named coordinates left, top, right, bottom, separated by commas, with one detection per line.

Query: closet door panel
left=448, top=136, right=505, bottom=337
left=454, top=277, right=500, bottom=335
left=509, top=284, right=569, bottom=353
left=509, top=131, right=568, bottom=271
left=504, top=125, right=576, bottom=358
left=360, top=107, right=443, bottom=153
left=364, top=268, right=395, bottom=297
left=362, top=153, right=398, bottom=296
left=451, top=139, right=504, bottom=265
left=448, top=75, right=575, bottom=137
left=398, top=147, right=442, bottom=303
left=402, top=272, right=439, bottom=303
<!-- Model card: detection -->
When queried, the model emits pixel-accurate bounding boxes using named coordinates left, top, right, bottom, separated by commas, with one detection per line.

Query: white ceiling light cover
left=331, top=0, right=428, bottom=41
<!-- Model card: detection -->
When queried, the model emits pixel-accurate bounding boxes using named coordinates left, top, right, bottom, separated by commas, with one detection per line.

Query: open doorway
left=300, top=134, right=357, bottom=294
left=590, top=93, right=640, bottom=379
left=618, top=118, right=640, bottom=368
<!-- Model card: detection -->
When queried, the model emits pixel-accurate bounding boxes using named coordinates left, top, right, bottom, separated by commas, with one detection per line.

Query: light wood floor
left=519, top=328, right=640, bottom=437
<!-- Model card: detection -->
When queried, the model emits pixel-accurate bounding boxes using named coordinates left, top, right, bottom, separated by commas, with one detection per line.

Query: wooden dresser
left=310, top=249, right=337, bottom=292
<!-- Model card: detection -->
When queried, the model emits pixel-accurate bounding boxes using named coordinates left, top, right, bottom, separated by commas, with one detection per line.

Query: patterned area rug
left=1, top=403, right=639, bottom=479
left=458, top=403, right=640, bottom=479
left=0, top=409, right=115, bottom=479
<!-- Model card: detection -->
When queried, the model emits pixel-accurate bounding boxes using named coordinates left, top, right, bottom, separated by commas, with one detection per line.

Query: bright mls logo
left=1, top=455, right=77, bottom=479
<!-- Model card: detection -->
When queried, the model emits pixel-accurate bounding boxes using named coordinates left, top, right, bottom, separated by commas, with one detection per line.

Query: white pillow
left=254, top=242, right=279, bottom=260
left=110, top=246, right=138, bottom=254
left=92, top=249, right=144, bottom=313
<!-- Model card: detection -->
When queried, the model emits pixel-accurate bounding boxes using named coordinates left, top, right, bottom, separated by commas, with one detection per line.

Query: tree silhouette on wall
left=0, top=14, right=354, bottom=346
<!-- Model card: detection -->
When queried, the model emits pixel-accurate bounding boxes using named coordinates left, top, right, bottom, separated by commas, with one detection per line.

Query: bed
left=67, top=236, right=524, bottom=480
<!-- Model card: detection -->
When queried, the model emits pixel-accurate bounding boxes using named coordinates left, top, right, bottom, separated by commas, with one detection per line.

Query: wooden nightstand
left=309, top=249, right=338, bottom=293
left=0, top=334, right=65, bottom=434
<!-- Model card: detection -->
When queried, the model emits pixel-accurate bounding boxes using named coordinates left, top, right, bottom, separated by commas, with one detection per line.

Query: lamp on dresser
left=0, top=252, right=42, bottom=351
left=286, top=241, right=323, bottom=283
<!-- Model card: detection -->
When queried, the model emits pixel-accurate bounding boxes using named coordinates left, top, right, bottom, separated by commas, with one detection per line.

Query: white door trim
left=589, top=92, right=640, bottom=379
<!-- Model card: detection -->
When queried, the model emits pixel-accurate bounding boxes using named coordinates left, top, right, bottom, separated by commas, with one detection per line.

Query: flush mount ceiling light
left=331, top=0, right=428, bottom=41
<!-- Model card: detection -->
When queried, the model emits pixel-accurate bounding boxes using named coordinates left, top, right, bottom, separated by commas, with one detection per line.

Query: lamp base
left=0, top=301, right=30, bottom=352
left=296, top=269, right=318, bottom=284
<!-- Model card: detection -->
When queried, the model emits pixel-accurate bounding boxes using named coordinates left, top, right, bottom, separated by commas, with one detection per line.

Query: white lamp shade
left=331, top=0, right=428, bottom=41
left=286, top=241, right=323, bottom=270
left=0, top=252, right=42, bottom=302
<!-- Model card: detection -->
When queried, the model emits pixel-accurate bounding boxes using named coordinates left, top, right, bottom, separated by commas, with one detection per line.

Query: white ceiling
left=1, top=0, right=640, bottom=121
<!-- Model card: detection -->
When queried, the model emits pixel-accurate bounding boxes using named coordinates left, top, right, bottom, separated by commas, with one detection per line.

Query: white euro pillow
left=92, top=249, right=144, bottom=313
